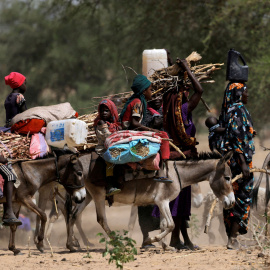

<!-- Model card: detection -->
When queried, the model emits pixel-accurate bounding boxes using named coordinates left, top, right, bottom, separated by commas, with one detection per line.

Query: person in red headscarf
left=94, top=99, right=122, bottom=196
left=4, top=72, right=27, bottom=127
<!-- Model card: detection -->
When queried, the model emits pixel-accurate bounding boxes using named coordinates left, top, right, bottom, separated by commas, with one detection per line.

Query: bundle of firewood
left=0, top=132, right=31, bottom=160
left=76, top=52, right=223, bottom=150
left=149, top=52, right=223, bottom=96
left=77, top=112, right=98, bottom=150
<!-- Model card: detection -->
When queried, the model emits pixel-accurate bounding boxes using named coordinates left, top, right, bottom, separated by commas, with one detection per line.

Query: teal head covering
left=120, top=74, right=151, bottom=121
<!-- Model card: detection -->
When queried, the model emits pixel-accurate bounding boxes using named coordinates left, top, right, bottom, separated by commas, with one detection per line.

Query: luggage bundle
left=103, top=131, right=161, bottom=165
left=0, top=102, right=87, bottom=160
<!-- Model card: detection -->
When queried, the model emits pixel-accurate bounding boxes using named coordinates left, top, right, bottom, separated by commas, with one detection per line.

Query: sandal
left=106, top=187, right=121, bottom=197
left=153, top=177, right=173, bottom=183
left=2, top=217, right=22, bottom=226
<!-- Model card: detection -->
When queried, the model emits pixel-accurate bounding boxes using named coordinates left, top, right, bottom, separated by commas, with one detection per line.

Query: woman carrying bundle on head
left=120, top=74, right=171, bottom=183
left=94, top=99, right=122, bottom=196
left=153, top=58, right=203, bottom=251
left=219, top=82, right=255, bottom=250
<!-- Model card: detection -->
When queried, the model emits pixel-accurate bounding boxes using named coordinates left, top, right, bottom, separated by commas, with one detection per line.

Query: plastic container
left=142, top=49, right=168, bottom=78
left=45, top=119, right=88, bottom=148
left=226, top=48, right=248, bottom=82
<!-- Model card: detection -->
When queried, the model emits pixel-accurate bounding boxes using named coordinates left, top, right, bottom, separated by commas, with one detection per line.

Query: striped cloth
left=0, top=164, right=17, bottom=182
left=104, top=130, right=162, bottom=149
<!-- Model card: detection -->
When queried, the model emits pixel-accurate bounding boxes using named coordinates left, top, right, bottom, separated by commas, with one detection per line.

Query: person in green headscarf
left=120, top=74, right=153, bottom=130
left=120, top=74, right=172, bottom=183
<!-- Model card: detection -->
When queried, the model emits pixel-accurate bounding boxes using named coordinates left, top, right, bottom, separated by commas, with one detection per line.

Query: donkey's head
left=61, top=154, right=86, bottom=204
left=209, top=151, right=235, bottom=209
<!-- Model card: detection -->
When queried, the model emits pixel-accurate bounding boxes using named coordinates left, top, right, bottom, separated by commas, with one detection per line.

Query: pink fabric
left=29, top=133, right=49, bottom=159
left=93, top=99, right=121, bottom=133
left=104, top=130, right=162, bottom=149
left=147, top=104, right=162, bottom=116
left=0, top=174, right=4, bottom=193
left=5, top=72, right=26, bottom=89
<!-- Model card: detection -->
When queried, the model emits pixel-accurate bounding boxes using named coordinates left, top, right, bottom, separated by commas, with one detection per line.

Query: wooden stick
left=204, top=168, right=270, bottom=234
left=204, top=198, right=218, bottom=234
left=169, top=141, right=186, bottom=159
left=200, top=97, right=211, bottom=112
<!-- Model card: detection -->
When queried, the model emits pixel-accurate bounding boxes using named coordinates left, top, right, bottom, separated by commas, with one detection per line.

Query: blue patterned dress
left=219, top=82, right=255, bottom=235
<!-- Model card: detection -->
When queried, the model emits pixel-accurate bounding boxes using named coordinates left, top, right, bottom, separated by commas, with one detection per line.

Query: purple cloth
left=152, top=102, right=194, bottom=220
left=181, top=102, right=196, bottom=137
left=18, top=216, right=31, bottom=231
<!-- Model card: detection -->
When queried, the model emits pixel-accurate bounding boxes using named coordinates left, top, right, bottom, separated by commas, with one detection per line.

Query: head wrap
left=5, top=72, right=26, bottom=89
left=93, top=99, right=120, bottom=133
left=120, top=74, right=151, bottom=121
left=219, top=82, right=246, bottom=124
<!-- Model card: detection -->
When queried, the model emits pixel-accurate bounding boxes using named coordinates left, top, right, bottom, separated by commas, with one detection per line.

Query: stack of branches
left=77, top=52, right=223, bottom=150
left=0, top=132, right=31, bottom=160
left=149, top=52, right=224, bottom=98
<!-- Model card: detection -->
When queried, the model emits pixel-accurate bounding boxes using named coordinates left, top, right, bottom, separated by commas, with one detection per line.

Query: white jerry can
left=45, top=119, right=88, bottom=148
left=142, top=49, right=168, bottom=78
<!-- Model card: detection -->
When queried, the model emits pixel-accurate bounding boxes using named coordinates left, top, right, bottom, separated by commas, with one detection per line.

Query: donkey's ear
left=70, top=154, right=78, bottom=164
left=217, top=151, right=233, bottom=167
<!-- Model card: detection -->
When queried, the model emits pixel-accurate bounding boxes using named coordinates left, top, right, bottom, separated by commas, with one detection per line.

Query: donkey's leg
left=128, top=205, right=138, bottom=238
left=45, top=198, right=61, bottom=241
left=36, top=183, right=54, bottom=244
left=8, top=203, right=21, bottom=255
left=66, top=192, right=92, bottom=251
left=75, top=196, right=94, bottom=247
left=21, top=196, right=47, bottom=252
left=95, top=198, right=112, bottom=236
left=144, top=200, right=174, bottom=250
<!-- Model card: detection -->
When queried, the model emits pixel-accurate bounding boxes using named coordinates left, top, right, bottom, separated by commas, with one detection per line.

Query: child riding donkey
left=119, top=74, right=171, bottom=182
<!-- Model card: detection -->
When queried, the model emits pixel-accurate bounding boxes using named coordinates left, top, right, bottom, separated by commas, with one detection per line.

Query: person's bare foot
left=227, top=237, right=239, bottom=250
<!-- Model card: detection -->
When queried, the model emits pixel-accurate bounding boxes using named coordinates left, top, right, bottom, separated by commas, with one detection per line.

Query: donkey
left=0, top=154, right=85, bottom=255
left=37, top=182, right=202, bottom=251
left=83, top=151, right=235, bottom=249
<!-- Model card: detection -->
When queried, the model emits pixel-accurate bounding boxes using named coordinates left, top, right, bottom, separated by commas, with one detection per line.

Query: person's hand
left=16, top=93, right=25, bottom=104
left=0, top=155, right=8, bottom=164
left=150, top=128, right=160, bottom=133
left=241, top=162, right=250, bottom=179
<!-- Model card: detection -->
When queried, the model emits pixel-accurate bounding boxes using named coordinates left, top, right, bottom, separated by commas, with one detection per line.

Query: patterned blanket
left=105, top=130, right=162, bottom=149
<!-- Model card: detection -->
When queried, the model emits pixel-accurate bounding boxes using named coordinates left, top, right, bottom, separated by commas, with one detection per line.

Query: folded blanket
left=11, top=102, right=77, bottom=126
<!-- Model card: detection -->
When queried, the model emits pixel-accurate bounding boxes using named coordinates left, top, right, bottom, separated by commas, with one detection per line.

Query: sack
left=127, top=153, right=160, bottom=171
left=29, top=133, right=49, bottom=159
left=103, top=138, right=160, bottom=164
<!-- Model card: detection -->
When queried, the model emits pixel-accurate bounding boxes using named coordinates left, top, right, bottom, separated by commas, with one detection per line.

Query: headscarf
left=93, top=99, right=120, bottom=133
left=120, top=74, right=151, bottom=121
left=219, top=82, right=254, bottom=162
left=5, top=72, right=26, bottom=89
left=219, top=82, right=246, bottom=124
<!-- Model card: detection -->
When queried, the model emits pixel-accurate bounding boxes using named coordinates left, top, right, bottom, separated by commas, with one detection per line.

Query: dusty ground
left=1, top=134, right=270, bottom=269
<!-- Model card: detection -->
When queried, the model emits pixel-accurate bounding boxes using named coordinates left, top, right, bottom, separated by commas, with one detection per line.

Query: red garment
left=94, top=99, right=121, bottom=133
left=156, top=131, right=170, bottom=160
left=121, top=98, right=143, bottom=129
left=5, top=72, right=26, bottom=89
left=11, top=119, right=46, bottom=135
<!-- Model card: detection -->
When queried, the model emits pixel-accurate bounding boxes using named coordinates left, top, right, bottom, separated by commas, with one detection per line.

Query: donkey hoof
left=9, top=248, right=21, bottom=256
left=36, top=243, right=44, bottom=253
left=66, top=245, right=77, bottom=253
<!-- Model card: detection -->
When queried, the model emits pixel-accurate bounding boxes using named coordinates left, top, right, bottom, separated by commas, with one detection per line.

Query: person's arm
left=16, top=94, right=27, bottom=112
left=238, top=153, right=250, bottom=179
left=131, top=117, right=159, bottom=132
left=180, top=60, right=203, bottom=114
